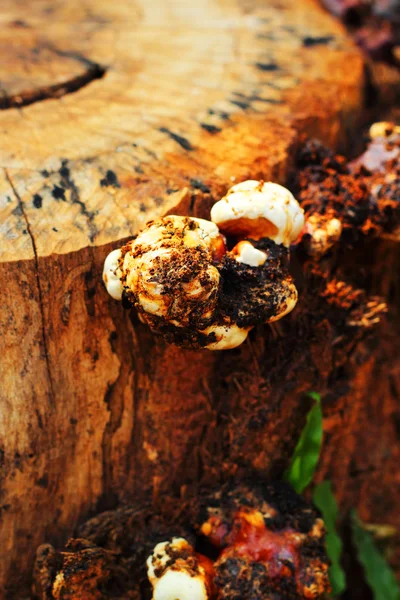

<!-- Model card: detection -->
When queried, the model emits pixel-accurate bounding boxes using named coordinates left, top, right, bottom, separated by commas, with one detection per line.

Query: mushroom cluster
left=296, top=123, right=400, bottom=256
left=146, top=482, right=331, bottom=600
left=103, top=181, right=304, bottom=350
left=32, top=482, right=331, bottom=600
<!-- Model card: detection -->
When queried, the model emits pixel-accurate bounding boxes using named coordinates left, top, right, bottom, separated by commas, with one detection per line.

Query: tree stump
left=0, top=0, right=399, bottom=597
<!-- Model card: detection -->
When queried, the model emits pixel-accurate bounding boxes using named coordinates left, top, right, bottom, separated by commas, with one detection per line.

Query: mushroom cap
left=152, top=570, right=209, bottom=600
left=102, top=248, right=123, bottom=300
left=147, top=538, right=190, bottom=584
left=267, top=279, right=298, bottom=323
left=147, top=537, right=212, bottom=600
left=190, top=217, right=221, bottom=242
left=120, top=216, right=221, bottom=328
left=191, top=217, right=227, bottom=261
left=201, top=322, right=251, bottom=350
left=303, top=214, right=342, bottom=256
left=369, top=121, right=400, bottom=140
left=231, top=241, right=267, bottom=267
left=210, top=180, right=305, bottom=247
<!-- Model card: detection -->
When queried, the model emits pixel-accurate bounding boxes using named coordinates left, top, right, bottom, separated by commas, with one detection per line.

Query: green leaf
left=351, top=510, right=400, bottom=600
left=284, top=392, right=323, bottom=493
left=313, top=481, right=346, bottom=596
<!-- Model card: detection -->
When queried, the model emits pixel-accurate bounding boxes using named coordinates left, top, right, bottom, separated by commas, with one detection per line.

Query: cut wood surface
left=1, top=0, right=399, bottom=597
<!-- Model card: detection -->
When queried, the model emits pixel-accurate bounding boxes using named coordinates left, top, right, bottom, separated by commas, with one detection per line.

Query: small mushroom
left=230, top=240, right=267, bottom=267
left=200, top=322, right=251, bottom=350
left=350, top=122, right=400, bottom=173
left=303, top=214, right=343, bottom=257
left=369, top=121, right=400, bottom=140
left=210, top=180, right=305, bottom=247
left=267, top=279, right=298, bottom=322
left=147, top=537, right=214, bottom=600
left=296, top=135, right=400, bottom=250
left=103, top=248, right=123, bottom=301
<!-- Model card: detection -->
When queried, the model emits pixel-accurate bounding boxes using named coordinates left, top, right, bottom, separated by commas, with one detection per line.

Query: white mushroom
left=191, top=217, right=227, bottom=261
left=147, top=538, right=213, bottom=600
left=304, top=214, right=342, bottom=256
left=151, top=570, right=208, bottom=600
left=267, top=280, right=298, bottom=322
left=210, top=180, right=304, bottom=247
left=103, top=216, right=223, bottom=328
left=190, top=217, right=220, bottom=242
left=102, top=248, right=123, bottom=300
left=103, top=207, right=300, bottom=349
left=231, top=240, right=267, bottom=267
left=369, top=122, right=400, bottom=140
left=201, top=322, right=252, bottom=350
left=123, top=244, right=219, bottom=321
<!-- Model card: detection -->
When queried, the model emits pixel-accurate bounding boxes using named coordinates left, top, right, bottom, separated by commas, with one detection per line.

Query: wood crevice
left=0, top=53, right=106, bottom=110
left=5, top=169, right=56, bottom=404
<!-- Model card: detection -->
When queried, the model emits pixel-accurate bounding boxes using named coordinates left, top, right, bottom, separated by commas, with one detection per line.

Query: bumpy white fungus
left=147, top=538, right=212, bottom=600
left=231, top=240, right=267, bottom=267
left=369, top=122, right=400, bottom=140
left=102, top=249, right=123, bottom=300
left=304, top=214, right=342, bottom=256
left=201, top=322, right=251, bottom=350
left=210, top=180, right=304, bottom=247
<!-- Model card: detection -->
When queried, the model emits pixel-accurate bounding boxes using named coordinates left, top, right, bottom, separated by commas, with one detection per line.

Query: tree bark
left=0, top=0, right=398, bottom=597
